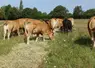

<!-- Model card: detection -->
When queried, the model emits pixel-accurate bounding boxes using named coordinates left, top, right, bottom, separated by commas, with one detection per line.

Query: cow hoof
left=27, top=43, right=29, bottom=45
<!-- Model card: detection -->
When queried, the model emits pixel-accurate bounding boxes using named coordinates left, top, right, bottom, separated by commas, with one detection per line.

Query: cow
left=49, top=18, right=74, bottom=33
left=68, top=18, right=74, bottom=26
left=49, top=18, right=63, bottom=33
left=24, top=19, right=54, bottom=44
left=3, top=18, right=29, bottom=40
left=3, top=20, right=20, bottom=40
left=88, top=16, right=95, bottom=47
left=60, top=18, right=72, bottom=32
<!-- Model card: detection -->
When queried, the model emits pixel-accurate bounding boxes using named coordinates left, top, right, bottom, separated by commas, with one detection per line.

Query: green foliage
left=0, top=5, right=20, bottom=20
left=19, top=0, right=23, bottom=11
left=1, top=4, right=12, bottom=19
left=49, top=5, right=69, bottom=18
left=22, top=8, right=33, bottom=18
left=0, top=3, right=95, bottom=19
left=8, top=7, right=20, bottom=20
left=84, top=9, right=95, bottom=19
left=0, top=8, right=5, bottom=19
left=73, top=6, right=84, bottom=19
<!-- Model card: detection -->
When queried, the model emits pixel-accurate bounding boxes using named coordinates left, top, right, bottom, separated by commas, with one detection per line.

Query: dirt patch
left=0, top=41, right=48, bottom=68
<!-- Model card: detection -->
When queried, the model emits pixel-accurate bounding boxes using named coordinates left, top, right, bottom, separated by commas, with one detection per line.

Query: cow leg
left=27, top=32, right=31, bottom=44
left=8, top=30, right=11, bottom=40
left=3, top=25, right=8, bottom=40
left=17, top=29, right=20, bottom=36
left=35, top=34, right=39, bottom=42
left=91, top=31, right=95, bottom=48
left=91, top=31, right=94, bottom=41
left=43, top=35, right=45, bottom=41
left=93, top=40, right=95, bottom=48
left=3, top=28, right=7, bottom=40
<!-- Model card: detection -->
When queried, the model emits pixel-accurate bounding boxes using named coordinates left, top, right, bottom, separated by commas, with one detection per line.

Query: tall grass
left=44, top=19, right=95, bottom=68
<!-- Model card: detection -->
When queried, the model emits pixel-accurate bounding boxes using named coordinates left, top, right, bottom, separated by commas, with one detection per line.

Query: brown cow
left=88, top=16, right=95, bottom=47
left=24, top=19, right=54, bottom=44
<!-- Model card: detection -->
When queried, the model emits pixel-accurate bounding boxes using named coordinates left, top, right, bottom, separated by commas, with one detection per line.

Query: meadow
left=43, top=19, right=95, bottom=68
left=0, top=19, right=95, bottom=68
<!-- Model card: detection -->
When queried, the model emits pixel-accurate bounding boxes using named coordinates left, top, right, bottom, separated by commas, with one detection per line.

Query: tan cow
left=88, top=16, right=95, bottom=47
left=3, top=18, right=29, bottom=40
left=3, top=20, right=20, bottom=40
left=49, top=18, right=63, bottom=33
left=24, top=19, right=54, bottom=44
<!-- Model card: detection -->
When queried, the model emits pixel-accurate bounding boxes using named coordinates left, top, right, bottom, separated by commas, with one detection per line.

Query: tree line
left=0, top=0, right=95, bottom=20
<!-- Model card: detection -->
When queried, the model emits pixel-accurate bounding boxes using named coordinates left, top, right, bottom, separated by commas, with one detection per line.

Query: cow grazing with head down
left=88, top=16, right=95, bottom=48
left=24, top=19, right=54, bottom=44
left=60, top=18, right=72, bottom=32
left=49, top=18, right=63, bottom=33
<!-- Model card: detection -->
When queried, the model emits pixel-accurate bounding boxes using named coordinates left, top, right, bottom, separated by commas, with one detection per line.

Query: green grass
left=0, top=20, right=95, bottom=68
left=44, top=19, right=95, bottom=68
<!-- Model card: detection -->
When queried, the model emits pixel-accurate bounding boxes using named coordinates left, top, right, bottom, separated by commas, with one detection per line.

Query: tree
left=67, top=13, right=73, bottom=18
left=8, top=7, right=20, bottom=20
left=22, top=8, right=33, bottom=18
left=83, top=9, right=95, bottom=18
left=49, top=5, right=69, bottom=18
left=19, top=0, right=23, bottom=11
left=0, top=8, right=5, bottom=19
left=73, top=6, right=84, bottom=19
left=1, top=5, right=12, bottom=20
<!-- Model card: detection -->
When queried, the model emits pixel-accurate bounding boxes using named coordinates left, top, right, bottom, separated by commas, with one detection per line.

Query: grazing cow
left=49, top=18, right=63, bottom=33
left=88, top=16, right=95, bottom=47
left=24, top=19, right=54, bottom=44
left=60, top=18, right=72, bottom=32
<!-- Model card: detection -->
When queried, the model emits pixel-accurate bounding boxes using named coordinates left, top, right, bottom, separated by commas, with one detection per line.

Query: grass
left=0, top=19, right=95, bottom=68
left=43, top=19, right=95, bottom=68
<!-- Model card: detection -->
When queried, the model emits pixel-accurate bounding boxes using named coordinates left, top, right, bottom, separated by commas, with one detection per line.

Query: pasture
left=43, top=19, right=95, bottom=68
left=0, top=19, right=95, bottom=68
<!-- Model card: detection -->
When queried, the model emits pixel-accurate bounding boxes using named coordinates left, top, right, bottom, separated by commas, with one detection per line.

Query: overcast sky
left=0, top=0, right=95, bottom=13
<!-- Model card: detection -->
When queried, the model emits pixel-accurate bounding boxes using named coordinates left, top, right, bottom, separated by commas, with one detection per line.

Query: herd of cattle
left=2, top=16, right=95, bottom=48
left=3, top=18, right=74, bottom=44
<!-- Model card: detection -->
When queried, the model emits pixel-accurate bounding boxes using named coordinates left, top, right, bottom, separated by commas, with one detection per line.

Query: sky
left=0, top=0, right=95, bottom=13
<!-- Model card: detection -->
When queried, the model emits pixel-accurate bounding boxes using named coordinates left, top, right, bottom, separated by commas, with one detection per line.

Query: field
left=0, top=19, right=95, bottom=68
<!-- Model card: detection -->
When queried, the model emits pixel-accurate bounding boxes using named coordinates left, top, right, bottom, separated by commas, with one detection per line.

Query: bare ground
left=0, top=41, right=48, bottom=68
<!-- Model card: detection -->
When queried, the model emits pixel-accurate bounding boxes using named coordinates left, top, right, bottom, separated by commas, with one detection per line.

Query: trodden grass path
left=0, top=41, right=48, bottom=68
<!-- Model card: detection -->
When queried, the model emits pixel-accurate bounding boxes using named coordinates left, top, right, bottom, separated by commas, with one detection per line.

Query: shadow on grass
left=24, top=36, right=50, bottom=43
left=74, top=36, right=92, bottom=47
